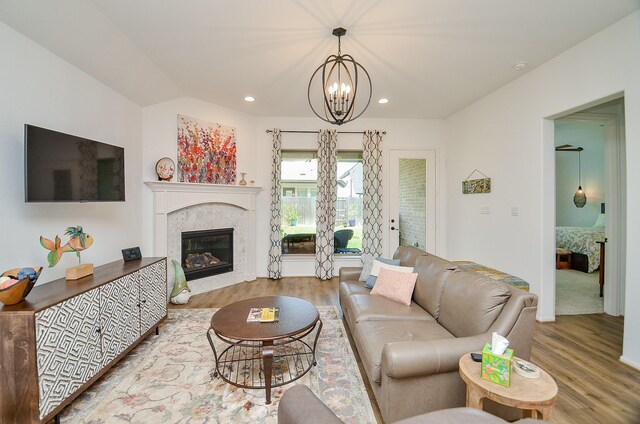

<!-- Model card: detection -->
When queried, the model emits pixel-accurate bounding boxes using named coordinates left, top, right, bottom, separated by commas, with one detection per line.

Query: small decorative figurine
left=40, top=226, right=94, bottom=280
left=170, top=260, right=191, bottom=304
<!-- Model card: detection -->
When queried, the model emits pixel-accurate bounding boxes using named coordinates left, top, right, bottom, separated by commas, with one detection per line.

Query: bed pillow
left=365, top=260, right=414, bottom=289
left=370, top=267, right=419, bottom=306
left=359, top=257, right=401, bottom=282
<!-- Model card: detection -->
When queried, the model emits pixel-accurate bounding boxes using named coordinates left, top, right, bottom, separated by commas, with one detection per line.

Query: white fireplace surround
left=145, top=181, right=261, bottom=295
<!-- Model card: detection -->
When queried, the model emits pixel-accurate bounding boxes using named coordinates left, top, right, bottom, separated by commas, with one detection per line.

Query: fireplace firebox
left=181, top=228, right=233, bottom=281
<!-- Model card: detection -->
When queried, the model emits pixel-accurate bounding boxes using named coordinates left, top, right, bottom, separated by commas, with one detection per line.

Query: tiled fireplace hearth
left=145, top=181, right=261, bottom=296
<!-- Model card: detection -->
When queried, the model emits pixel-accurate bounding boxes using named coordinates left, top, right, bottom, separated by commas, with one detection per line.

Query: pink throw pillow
left=370, top=267, right=418, bottom=306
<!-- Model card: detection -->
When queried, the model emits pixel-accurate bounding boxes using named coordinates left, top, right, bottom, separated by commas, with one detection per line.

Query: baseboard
left=619, top=355, right=640, bottom=371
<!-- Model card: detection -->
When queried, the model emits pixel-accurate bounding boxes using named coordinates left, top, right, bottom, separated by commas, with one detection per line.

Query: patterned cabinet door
left=35, top=288, right=101, bottom=419
left=100, top=272, right=140, bottom=366
left=138, top=259, right=167, bottom=335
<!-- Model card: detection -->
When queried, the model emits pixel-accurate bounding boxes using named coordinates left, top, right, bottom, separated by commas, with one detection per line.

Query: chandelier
left=308, top=27, right=372, bottom=125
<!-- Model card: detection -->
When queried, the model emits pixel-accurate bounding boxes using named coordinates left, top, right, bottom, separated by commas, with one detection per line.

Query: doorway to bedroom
left=554, top=97, right=626, bottom=316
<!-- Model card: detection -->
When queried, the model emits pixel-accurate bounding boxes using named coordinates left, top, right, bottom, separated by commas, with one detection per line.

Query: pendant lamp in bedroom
left=573, top=149, right=587, bottom=208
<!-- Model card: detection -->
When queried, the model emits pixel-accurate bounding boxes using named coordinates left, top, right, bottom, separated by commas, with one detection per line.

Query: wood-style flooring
left=171, top=277, right=640, bottom=423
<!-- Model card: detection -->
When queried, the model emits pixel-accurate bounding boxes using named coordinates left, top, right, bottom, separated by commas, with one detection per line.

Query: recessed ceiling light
left=378, top=98, right=389, bottom=104
left=244, top=96, right=255, bottom=102
left=513, top=62, right=527, bottom=71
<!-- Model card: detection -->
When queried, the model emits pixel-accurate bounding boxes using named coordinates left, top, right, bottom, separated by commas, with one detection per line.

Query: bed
left=555, top=226, right=606, bottom=273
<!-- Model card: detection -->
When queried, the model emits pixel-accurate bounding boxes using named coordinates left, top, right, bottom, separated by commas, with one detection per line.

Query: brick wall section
left=399, top=159, right=427, bottom=249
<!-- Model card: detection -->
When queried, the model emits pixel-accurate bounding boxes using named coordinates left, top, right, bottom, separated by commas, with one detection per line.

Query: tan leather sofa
left=339, top=247, right=538, bottom=423
left=278, top=385, right=549, bottom=424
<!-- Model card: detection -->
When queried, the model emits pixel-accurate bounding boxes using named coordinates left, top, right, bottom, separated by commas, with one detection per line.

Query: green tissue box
left=481, top=342, right=513, bottom=387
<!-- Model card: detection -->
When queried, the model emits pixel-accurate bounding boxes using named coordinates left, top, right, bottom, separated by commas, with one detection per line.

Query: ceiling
left=1, top=0, right=638, bottom=119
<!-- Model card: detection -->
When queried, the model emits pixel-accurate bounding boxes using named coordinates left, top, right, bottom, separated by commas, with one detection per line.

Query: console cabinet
left=0, top=258, right=167, bottom=423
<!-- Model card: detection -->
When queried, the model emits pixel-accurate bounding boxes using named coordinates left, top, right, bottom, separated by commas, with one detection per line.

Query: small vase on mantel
left=239, top=172, right=247, bottom=186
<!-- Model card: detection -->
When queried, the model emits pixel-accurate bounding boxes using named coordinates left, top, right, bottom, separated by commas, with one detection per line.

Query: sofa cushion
left=339, top=280, right=371, bottom=299
left=437, top=270, right=511, bottom=337
left=345, top=294, right=435, bottom=324
left=353, top=320, right=454, bottom=383
left=370, top=268, right=418, bottom=306
left=359, top=257, right=401, bottom=282
left=365, top=261, right=414, bottom=289
left=392, top=246, right=429, bottom=267
left=412, top=255, right=457, bottom=319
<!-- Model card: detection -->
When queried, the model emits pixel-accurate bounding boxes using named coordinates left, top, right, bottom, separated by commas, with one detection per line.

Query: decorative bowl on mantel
left=0, top=267, right=43, bottom=306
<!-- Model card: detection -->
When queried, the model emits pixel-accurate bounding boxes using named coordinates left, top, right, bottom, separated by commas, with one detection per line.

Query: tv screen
left=25, top=124, right=125, bottom=202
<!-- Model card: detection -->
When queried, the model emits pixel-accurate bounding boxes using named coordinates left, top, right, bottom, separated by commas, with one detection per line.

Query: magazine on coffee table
left=246, top=307, right=279, bottom=322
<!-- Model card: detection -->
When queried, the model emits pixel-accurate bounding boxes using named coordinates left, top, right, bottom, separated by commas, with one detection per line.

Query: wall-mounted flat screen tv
left=25, top=124, right=125, bottom=202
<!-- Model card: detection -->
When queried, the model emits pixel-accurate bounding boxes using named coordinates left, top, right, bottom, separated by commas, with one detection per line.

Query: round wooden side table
left=459, top=353, right=558, bottom=420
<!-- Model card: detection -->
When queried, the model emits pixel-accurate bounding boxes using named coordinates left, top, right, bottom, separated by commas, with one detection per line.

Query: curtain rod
left=265, top=129, right=386, bottom=135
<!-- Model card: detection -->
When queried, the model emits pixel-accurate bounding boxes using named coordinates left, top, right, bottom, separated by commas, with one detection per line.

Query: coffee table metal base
left=207, top=320, right=322, bottom=404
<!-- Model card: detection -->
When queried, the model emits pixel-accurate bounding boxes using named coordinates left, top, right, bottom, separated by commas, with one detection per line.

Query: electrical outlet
left=511, top=207, right=519, bottom=216
left=480, top=206, right=490, bottom=215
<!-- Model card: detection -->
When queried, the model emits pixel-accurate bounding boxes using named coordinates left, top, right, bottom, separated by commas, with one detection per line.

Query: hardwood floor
left=172, top=277, right=640, bottom=423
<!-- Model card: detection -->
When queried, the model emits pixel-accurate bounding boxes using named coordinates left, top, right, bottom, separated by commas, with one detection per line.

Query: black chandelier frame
left=307, top=27, right=372, bottom=126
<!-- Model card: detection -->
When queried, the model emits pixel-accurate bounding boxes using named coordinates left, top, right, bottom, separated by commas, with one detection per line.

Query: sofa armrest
left=278, top=385, right=343, bottom=424
left=339, top=267, right=363, bottom=282
left=382, top=334, right=489, bottom=379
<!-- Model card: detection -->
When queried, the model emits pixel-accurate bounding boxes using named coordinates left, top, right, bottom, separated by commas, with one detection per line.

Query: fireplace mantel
left=145, top=181, right=261, bottom=284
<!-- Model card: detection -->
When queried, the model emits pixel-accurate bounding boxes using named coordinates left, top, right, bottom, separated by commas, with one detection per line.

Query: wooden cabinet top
left=0, top=258, right=166, bottom=314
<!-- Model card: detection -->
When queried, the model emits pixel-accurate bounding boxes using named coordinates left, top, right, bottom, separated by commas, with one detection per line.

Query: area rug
left=60, top=307, right=375, bottom=423
left=556, top=269, right=604, bottom=315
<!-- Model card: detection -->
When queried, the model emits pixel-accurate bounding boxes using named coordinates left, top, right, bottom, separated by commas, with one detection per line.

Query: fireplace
left=181, top=228, right=233, bottom=281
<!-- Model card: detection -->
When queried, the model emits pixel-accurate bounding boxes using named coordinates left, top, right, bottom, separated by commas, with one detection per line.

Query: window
left=280, top=150, right=363, bottom=255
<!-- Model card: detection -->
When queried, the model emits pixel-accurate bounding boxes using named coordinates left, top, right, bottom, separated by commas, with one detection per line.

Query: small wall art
left=462, top=169, right=491, bottom=194
left=177, top=114, right=237, bottom=184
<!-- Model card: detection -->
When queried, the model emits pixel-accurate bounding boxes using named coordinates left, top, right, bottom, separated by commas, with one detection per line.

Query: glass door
left=388, top=149, right=436, bottom=256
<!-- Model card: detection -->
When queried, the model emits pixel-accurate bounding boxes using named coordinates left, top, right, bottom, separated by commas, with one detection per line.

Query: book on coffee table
left=246, top=307, right=279, bottom=322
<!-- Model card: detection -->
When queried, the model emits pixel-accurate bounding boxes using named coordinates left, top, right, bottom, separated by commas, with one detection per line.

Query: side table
left=459, top=354, right=558, bottom=420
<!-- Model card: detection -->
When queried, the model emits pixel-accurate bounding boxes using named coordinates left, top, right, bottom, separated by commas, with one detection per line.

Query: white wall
left=141, top=97, right=258, bottom=256
left=445, top=12, right=640, bottom=368
left=555, top=122, right=605, bottom=227
left=255, top=116, right=447, bottom=277
left=0, top=21, right=143, bottom=285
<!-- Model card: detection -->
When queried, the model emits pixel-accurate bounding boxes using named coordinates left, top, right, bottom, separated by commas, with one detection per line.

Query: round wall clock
left=155, top=157, right=175, bottom=181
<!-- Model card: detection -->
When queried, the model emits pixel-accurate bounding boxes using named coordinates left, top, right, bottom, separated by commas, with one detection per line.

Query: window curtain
left=315, top=129, right=338, bottom=280
left=361, top=130, right=384, bottom=274
left=267, top=129, right=283, bottom=279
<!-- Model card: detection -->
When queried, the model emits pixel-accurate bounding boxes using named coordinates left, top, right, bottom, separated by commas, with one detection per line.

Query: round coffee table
left=459, top=353, right=558, bottom=420
left=207, top=296, right=322, bottom=404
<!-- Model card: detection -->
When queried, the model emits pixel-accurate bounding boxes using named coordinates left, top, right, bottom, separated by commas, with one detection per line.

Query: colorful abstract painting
left=177, top=115, right=237, bottom=184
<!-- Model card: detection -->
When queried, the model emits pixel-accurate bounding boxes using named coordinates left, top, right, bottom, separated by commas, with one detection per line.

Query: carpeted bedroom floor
left=555, top=269, right=603, bottom=315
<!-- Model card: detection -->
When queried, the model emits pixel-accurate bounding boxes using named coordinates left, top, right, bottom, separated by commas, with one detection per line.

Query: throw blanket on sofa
left=452, top=261, right=529, bottom=291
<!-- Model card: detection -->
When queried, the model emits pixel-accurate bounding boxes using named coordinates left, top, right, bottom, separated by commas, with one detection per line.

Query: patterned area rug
left=556, top=269, right=604, bottom=315
left=60, top=307, right=375, bottom=423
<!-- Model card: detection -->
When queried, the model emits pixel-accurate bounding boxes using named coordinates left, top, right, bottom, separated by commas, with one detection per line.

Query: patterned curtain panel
left=267, top=129, right=283, bottom=279
left=315, top=130, right=338, bottom=280
left=361, top=130, right=384, bottom=274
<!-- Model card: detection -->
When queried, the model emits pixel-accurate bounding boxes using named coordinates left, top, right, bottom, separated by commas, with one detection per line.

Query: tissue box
left=481, top=342, right=513, bottom=387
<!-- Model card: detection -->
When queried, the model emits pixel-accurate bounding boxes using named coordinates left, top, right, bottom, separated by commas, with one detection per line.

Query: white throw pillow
left=365, top=260, right=414, bottom=289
